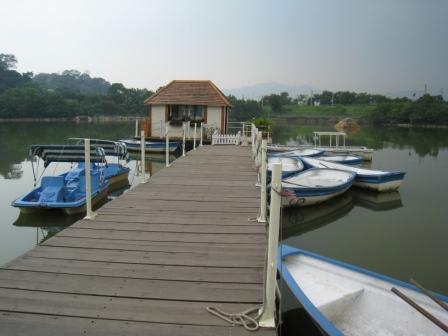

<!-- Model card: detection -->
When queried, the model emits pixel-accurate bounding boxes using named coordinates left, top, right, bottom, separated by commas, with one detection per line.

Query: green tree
left=0, top=54, right=17, bottom=70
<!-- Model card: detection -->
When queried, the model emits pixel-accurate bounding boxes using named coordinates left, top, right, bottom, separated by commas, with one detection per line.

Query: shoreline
left=270, top=115, right=448, bottom=129
left=0, top=115, right=142, bottom=122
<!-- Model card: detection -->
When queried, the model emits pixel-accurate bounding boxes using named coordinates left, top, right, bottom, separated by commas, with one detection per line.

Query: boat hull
left=281, top=185, right=352, bottom=207
left=121, top=140, right=180, bottom=153
left=278, top=245, right=448, bottom=336
left=303, top=157, right=406, bottom=192
left=17, top=188, right=108, bottom=215
left=107, top=171, right=130, bottom=192
left=281, top=169, right=356, bottom=207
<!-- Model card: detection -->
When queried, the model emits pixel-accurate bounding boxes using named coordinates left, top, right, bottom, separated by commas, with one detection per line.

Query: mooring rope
left=206, top=306, right=261, bottom=331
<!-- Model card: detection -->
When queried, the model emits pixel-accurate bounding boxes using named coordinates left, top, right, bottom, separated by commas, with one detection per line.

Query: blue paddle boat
left=302, top=157, right=406, bottom=192
left=278, top=245, right=448, bottom=336
left=12, top=165, right=108, bottom=215
left=281, top=168, right=356, bottom=207
left=30, top=140, right=131, bottom=192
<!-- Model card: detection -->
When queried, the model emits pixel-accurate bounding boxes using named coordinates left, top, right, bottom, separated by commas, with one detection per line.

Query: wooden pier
left=0, top=146, right=275, bottom=336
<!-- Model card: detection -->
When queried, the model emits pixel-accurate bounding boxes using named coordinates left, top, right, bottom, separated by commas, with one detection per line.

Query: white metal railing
left=248, top=122, right=280, bottom=328
left=211, top=131, right=241, bottom=145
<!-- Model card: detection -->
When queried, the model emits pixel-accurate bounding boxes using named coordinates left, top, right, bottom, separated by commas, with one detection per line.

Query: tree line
left=0, top=53, right=153, bottom=119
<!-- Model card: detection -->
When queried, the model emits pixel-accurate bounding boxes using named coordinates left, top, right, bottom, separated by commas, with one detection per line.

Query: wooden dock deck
left=0, top=146, right=275, bottom=336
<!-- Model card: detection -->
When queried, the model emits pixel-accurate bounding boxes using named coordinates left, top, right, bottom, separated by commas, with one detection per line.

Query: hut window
left=192, top=106, right=204, bottom=122
left=168, top=105, right=204, bottom=123
left=168, top=105, right=182, bottom=121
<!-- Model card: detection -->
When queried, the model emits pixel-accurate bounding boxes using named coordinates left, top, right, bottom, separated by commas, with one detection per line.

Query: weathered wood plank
left=57, top=228, right=266, bottom=244
left=42, top=236, right=266, bottom=254
left=70, top=221, right=266, bottom=234
left=27, top=246, right=266, bottom=268
left=5, top=256, right=263, bottom=283
left=0, top=312, right=273, bottom=336
left=0, top=269, right=262, bottom=303
left=92, top=214, right=261, bottom=226
left=0, top=288, right=260, bottom=327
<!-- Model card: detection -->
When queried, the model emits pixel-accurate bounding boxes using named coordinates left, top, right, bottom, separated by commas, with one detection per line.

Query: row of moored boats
left=266, top=146, right=406, bottom=207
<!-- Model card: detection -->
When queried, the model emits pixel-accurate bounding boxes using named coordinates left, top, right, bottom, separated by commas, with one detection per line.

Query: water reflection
left=281, top=188, right=403, bottom=240
left=281, top=193, right=354, bottom=239
left=13, top=212, right=81, bottom=245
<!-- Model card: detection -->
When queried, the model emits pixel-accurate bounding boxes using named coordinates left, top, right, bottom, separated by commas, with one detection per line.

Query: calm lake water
left=0, top=120, right=447, bottom=334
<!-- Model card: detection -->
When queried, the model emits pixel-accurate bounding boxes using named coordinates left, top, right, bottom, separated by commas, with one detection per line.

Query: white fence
left=211, top=131, right=241, bottom=145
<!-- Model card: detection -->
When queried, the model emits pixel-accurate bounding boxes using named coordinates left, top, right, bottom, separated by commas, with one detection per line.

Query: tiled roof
left=144, top=80, right=231, bottom=107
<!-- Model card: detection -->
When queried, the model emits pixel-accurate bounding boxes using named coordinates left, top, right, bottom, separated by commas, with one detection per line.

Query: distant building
left=143, top=80, right=232, bottom=137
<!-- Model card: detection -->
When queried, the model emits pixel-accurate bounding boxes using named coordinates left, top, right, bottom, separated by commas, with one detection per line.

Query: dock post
left=140, top=130, right=148, bottom=183
left=256, top=131, right=262, bottom=187
left=84, top=138, right=96, bottom=220
left=259, top=162, right=282, bottom=328
left=182, top=122, right=186, bottom=157
left=251, top=124, right=256, bottom=157
left=257, top=139, right=267, bottom=222
left=135, top=118, right=139, bottom=137
left=165, top=122, right=170, bottom=167
left=200, top=122, right=203, bottom=147
left=242, top=122, right=248, bottom=146
left=193, top=123, right=197, bottom=150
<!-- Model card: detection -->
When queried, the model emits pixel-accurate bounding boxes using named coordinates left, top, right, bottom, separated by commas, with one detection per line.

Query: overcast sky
left=1, top=0, right=447, bottom=93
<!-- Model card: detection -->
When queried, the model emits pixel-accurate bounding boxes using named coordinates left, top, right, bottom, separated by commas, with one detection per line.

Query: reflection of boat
left=282, top=193, right=354, bottom=238
left=12, top=166, right=109, bottom=215
left=281, top=169, right=356, bottom=207
left=13, top=211, right=83, bottom=228
left=350, top=188, right=403, bottom=211
left=119, top=139, right=180, bottom=153
left=321, top=155, right=363, bottom=166
left=278, top=245, right=448, bottom=336
left=13, top=212, right=74, bottom=244
left=303, top=157, right=406, bottom=192
left=268, top=157, right=304, bottom=178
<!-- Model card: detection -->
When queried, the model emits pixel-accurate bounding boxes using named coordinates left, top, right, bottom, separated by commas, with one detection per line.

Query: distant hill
left=33, top=70, right=110, bottom=95
left=223, top=82, right=319, bottom=100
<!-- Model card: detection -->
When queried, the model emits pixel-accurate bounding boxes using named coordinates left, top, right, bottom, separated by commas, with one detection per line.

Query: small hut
left=142, top=80, right=232, bottom=138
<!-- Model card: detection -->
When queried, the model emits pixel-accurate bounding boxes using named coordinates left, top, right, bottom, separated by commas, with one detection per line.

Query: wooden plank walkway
left=0, top=146, right=275, bottom=336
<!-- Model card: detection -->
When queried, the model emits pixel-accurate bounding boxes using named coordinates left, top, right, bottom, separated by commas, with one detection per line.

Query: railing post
left=257, top=139, right=267, bottom=222
left=258, top=162, right=282, bottom=327
left=242, top=122, right=248, bottom=146
left=255, top=131, right=262, bottom=187
left=200, top=122, right=203, bottom=147
left=140, top=130, right=148, bottom=183
left=165, top=122, right=170, bottom=167
left=84, top=138, right=96, bottom=220
left=193, top=122, right=197, bottom=150
left=135, top=118, right=139, bottom=137
left=182, top=122, right=186, bottom=157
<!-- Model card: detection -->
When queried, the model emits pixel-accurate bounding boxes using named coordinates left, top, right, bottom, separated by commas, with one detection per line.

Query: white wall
left=207, top=106, right=222, bottom=132
left=151, top=105, right=165, bottom=138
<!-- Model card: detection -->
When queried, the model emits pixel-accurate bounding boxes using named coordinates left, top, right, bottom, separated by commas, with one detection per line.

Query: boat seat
left=38, top=176, right=65, bottom=203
